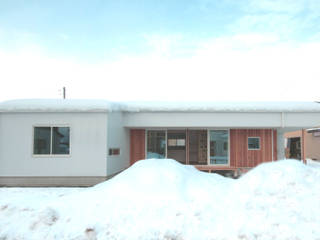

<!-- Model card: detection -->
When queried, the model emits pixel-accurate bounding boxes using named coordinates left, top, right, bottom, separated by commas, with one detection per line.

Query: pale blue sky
left=1, top=0, right=320, bottom=101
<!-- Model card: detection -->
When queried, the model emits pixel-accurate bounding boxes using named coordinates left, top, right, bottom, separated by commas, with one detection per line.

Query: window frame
left=32, top=125, right=71, bottom=157
left=248, top=137, right=261, bottom=150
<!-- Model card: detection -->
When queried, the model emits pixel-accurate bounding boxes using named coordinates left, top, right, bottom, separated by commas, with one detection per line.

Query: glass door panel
left=147, top=130, right=166, bottom=159
left=210, top=130, right=229, bottom=164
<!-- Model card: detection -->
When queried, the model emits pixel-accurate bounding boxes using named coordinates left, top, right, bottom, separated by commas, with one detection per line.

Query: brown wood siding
left=302, top=129, right=306, bottom=163
left=273, top=130, right=277, bottom=160
left=230, top=129, right=277, bottom=168
left=130, top=129, right=145, bottom=165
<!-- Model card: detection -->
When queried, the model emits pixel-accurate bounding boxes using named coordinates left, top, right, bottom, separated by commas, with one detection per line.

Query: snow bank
left=1, top=159, right=320, bottom=240
left=307, top=158, right=320, bottom=168
left=1, top=99, right=320, bottom=113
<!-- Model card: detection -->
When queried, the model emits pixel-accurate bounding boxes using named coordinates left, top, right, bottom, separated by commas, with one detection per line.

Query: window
left=167, top=130, right=186, bottom=164
left=248, top=137, right=260, bottom=150
left=33, top=127, right=70, bottom=155
left=109, top=148, right=120, bottom=156
left=167, top=131, right=186, bottom=150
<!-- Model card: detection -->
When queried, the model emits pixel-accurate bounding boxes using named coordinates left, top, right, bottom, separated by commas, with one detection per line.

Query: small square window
left=248, top=137, right=260, bottom=150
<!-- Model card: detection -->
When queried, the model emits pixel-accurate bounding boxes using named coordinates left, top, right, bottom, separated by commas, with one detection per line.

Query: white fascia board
left=123, top=112, right=320, bottom=129
left=123, top=112, right=282, bottom=128
left=284, top=113, right=320, bottom=128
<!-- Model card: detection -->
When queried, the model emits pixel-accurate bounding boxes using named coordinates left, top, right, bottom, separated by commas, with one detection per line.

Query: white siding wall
left=0, top=112, right=107, bottom=177
left=106, top=112, right=130, bottom=176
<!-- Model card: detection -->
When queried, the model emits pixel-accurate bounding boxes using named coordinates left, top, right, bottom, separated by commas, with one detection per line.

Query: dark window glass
left=34, top=127, right=51, bottom=154
left=52, top=127, right=70, bottom=154
left=248, top=137, right=260, bottom=150
left=147, top=131, right=166, bottom=159
left=109, top=148, right=120, bottom=155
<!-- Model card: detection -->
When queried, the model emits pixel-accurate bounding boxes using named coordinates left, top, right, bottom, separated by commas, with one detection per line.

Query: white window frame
left=248, top=137, right=261, bottom=150
left=32, top=125, right=71, bottom=157
left=208, top=129, right=230, bottom=166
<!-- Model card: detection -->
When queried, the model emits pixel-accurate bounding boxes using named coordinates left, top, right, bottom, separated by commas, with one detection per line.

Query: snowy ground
left=1, top=159, right=320, bottom=240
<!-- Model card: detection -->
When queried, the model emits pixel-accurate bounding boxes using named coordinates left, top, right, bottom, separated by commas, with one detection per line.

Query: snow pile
left=1, top=159, right=320, bottom=240
left=307, top=158, right=320, bottom=168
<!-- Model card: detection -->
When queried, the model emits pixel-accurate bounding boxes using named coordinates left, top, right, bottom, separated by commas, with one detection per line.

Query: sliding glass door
left=209, top=130, right=229, bottom=165
left=145, top=129, right=229, bottom=165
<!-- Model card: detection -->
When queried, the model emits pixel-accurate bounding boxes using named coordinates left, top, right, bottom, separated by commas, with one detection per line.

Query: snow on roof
left=1, top=99, right=320, bottom=113
left=0, top=99, right=119, bottom=113
left=121, top=101, right=320, bottom=112
left=307, top=127, right=320, bottom=133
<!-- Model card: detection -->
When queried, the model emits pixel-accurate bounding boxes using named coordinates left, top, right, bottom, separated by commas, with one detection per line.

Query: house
left=1, top=99, right=320, bottom=186
left=285, top=127, right=320, bottom=161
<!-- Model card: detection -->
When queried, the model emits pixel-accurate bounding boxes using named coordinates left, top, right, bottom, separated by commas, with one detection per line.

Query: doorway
left=287, top=137, right=301, bottom=160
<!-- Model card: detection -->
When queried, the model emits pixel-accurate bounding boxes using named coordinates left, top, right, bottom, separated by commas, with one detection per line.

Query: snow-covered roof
left=121, top=101, right=320, bottom=113
left=0, top=99, right=320, bottom=113
left=0, top=99, right=119, bottom=113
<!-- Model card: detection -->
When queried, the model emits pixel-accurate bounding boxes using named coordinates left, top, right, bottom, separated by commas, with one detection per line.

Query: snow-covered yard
left=1, top=159, right=320, bottom=240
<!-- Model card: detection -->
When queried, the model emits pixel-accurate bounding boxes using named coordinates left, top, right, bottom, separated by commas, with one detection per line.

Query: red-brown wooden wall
left=230, top=129, right=277, bottom=168
left=130, top=129, right=145, bottom=165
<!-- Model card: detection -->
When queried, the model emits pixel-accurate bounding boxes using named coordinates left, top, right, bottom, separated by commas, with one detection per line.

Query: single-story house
left=1, top=99, right=320, bottom=186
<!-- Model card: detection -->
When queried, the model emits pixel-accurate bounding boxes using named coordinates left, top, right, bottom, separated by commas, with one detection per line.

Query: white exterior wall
left=106, top=112, right=130, bottom=176
left=277, top=128, right=286, bottom=160
left=0, top=112, right=107, bottom=177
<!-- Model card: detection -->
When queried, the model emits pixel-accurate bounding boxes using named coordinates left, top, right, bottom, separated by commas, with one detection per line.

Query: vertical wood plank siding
left=301, top=129, right=306, bottom=163
left=230, top=129, right=277, bottom=168
left=130, top=129, right=145, bottom=165
left=273, top=130, right=277, bottom=161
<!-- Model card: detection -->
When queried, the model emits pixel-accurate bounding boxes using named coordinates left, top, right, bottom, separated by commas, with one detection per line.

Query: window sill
left=32, top=154, right=71, bottom=158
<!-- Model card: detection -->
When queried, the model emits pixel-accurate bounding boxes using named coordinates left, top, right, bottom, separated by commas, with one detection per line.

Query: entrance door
left=288, top=137, right=301, bottom=160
